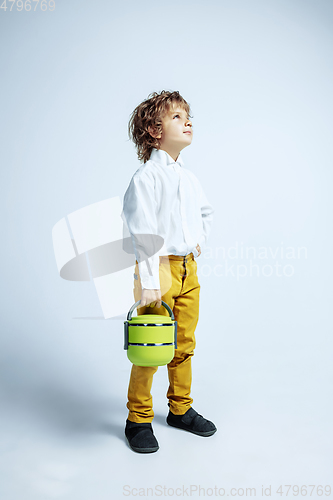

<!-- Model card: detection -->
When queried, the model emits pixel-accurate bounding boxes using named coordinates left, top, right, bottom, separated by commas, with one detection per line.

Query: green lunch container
left=124, top=300, right=177, bottom=367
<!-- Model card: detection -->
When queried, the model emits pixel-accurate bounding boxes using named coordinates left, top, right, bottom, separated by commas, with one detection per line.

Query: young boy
left=121, top=90, right=216, bottom=453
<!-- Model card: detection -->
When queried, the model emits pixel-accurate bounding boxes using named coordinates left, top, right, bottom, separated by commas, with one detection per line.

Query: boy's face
left=149, top=103, right=193, bottom=158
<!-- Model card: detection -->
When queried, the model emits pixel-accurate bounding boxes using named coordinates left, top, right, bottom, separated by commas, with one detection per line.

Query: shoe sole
left=125, top=435, right=159, bottom=453
left=167, top=420, right=217, bottom=437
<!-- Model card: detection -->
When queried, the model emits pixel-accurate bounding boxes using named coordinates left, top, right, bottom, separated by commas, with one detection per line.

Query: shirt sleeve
left=197, top=182, right=214, bottom=252
left=121, top=170, right=161, bottom=290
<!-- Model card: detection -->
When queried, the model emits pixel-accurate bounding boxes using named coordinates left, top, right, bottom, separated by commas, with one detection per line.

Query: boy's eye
left=173, top=114, right=191, bottom=120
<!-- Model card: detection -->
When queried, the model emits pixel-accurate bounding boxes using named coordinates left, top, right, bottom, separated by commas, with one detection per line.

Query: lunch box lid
left=128, top=314, right=174, bottom=324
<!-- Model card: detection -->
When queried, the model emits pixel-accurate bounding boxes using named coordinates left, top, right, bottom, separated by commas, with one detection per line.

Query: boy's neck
left=159, top=147, right=180, bottom=163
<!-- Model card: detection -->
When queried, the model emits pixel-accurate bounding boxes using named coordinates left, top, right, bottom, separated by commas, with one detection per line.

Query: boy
left=121, top=90, right=216, bottom=453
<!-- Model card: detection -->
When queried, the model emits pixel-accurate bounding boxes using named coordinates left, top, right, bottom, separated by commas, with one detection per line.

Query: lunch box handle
left=126, top=300, right=175, bottom=321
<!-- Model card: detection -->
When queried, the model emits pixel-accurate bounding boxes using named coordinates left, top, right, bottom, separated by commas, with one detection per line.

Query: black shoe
left=125, top=419, right=159, bottom=453
left=166, top=407, right=217, bottom=437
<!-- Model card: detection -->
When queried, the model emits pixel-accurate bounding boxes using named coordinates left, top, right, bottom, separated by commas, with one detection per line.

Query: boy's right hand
left=141, top=288, right=162, bottom=308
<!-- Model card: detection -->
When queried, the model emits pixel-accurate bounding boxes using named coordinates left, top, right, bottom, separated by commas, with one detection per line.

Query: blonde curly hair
left=128, top=90, right=192, bottom=164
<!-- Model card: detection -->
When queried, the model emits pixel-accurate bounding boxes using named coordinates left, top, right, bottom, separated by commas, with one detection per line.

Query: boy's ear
left=148, top=125, right=161, bottom=139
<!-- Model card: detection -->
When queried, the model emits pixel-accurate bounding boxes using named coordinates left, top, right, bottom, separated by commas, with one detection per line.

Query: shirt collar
left=149, top=148, right=184, bottom=168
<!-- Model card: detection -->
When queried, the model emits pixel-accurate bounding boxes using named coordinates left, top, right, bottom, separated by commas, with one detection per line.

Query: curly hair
left=128, top=90, right=192, bottom=164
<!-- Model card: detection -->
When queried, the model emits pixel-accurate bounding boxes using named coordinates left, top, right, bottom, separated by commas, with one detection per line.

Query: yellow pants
left=127, top=252, right=200, bottom=423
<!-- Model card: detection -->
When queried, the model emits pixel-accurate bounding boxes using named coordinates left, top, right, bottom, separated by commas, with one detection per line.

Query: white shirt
left=121, top=148, right=214, bottom=290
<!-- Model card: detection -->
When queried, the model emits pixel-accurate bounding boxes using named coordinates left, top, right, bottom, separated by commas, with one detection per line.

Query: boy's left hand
left=196, top=244, right=201, bottom=257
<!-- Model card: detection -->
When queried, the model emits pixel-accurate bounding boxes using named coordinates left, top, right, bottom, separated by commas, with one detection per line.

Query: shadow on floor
left=2, top=379, right=127, bottom=442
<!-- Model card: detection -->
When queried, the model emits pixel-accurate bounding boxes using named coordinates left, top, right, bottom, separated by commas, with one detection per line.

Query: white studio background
left=0, top=0, right=332, bottom=499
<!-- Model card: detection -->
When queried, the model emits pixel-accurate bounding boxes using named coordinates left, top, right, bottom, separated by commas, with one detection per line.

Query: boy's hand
left=196, top=244, right=201, bottom=257
left=141, top=288, right=162, bottom=308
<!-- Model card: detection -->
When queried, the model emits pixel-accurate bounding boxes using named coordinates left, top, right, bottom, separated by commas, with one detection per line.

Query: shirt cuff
left=140, top=274, right=161, bottom=290
left=197, top=235, right=205, bottom=248
left=138, top=255, right=160, bottom=290
left=192, top=246, right=199, bottom=258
